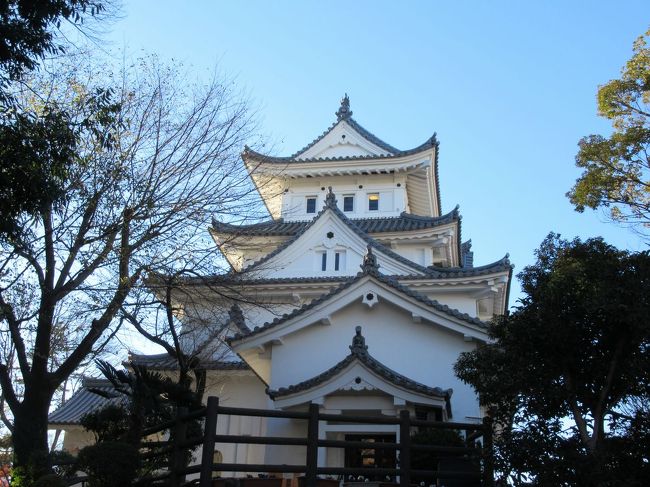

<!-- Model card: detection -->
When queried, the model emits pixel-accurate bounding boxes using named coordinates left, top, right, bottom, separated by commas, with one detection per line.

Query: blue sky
left=105, top=1, right=648, bottom=306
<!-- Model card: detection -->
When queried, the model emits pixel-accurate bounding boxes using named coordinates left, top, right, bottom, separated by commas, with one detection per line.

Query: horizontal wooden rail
left=316, top=467, right=482, bottom=479
left=211, top=463, right=307, bottom=474
left=318, top=439, right=400, bottom=450
left=217, top=405, right=310, bottom=420
left=410, top=418, right=485, bottom=430
left=317, top=412, right=401, bottom=424
left=214, top=434, right=309, bottom=446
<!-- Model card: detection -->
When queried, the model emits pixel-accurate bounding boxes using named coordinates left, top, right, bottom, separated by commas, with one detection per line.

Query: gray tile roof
left=243, top=134, right=436, bottom=164
left=233, top=190, right=442, bottom=277
left=49, top=378, right=126, bottom=425
left=228, top=252, right=487, bottom=346
left=180, top=252, right=511, bottom=291
left=288, top=95, right=401, bottom=157
left=212, top=208, right=459, bottom=237
left=267, top=326, right=452, bottom=401
left=128, top=352, right=249, bottom=371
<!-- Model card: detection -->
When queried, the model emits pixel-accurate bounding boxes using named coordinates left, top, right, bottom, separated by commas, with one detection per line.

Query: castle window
left=343, top=195, right=354, bottom=212
left=368, top=193, right=379, bottom=211
left=306, top=197, right=317, bottom=213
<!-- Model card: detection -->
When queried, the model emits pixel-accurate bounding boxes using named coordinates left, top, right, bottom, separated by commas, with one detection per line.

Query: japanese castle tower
left=50, top=95, right=512, bottom=472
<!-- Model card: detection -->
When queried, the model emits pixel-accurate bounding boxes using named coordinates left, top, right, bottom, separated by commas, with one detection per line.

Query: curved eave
left=244, top=150, right=434, bottom=177
left=229, top=272, right=488, bottom=350
left=210, top=207, right=459, bottom=237
left=267, top=353, right=452, bottom=410
left=244, top=147, right=437, bottom=220
left=245, top=136, right=435, bottom=166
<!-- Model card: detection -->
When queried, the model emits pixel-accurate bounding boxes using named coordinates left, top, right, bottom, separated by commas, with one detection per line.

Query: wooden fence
left=66, top=396, right=494, bottom=487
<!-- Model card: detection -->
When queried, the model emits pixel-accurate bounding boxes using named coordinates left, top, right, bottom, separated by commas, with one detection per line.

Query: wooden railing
left=65, top=396, right=494, bottom=487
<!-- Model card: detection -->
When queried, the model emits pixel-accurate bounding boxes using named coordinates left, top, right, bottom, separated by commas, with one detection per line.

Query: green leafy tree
left=0, top=0, right=108, bottom=84
left=455, top=234, right=650, bottom=485
left=0, top=1, right=114, bottom=238
left=568, top=28, right=650, bottom=235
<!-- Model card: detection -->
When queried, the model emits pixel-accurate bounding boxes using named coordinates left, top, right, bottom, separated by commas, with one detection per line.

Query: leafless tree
left=0, top=51, right=267, bottom=477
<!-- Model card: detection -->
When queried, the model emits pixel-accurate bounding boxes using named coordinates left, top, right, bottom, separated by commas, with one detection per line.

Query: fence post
left=170, top=406, right=189, bottom=487
left=199, top=396, right=220, bottom=487
left=399, top=410, right=411, bottom=487
left=305, top=402, right=319, bottom=487
left=482, top=416, right=494, bottom=487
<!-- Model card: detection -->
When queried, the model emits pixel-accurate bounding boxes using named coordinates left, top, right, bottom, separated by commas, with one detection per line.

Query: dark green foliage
left=0, top=0, right=105, bottom=83
left=33, top=473, right=68, bottom=487
left=85, top=361, right=204, bottom=479
left=80, top=404, right=130, bottom=443
left=77, top=441, right=140, bottom=487
left=49, top=449, right=77, bottom=479
left=455, top=234, right=650, bottom=485
left=0, top=85, right=121, bottom=240
left=411, top=429, right=465, bottom=468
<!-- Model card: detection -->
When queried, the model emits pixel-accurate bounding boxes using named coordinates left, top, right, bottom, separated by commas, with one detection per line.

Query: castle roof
left=242, top=95, right=441, bottom=219
left=230, top=189, right=446, bottom=276
left=267, top=326, right=452, bottom=403
left=229, top=251, right=487, bottom=348
left=49, top=378, right=126, bottom=426
left=212, top=208, right=459, bottom=237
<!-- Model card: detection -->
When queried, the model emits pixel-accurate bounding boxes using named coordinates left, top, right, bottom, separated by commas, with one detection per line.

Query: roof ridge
left=244, top=134, right=436, bottom=164
left=230, top=261, right=487, bottom=345
left=238, top=193, right=442, bottom=276
left=213, top=209, right=459, bottom=235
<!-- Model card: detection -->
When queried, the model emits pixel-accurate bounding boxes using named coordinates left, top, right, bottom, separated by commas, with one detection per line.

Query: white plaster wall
left=269, top=299, right=481, bottom=422
left=59, top=426, right=95, bottom=455
left=281, top=176, right=406, bottom=221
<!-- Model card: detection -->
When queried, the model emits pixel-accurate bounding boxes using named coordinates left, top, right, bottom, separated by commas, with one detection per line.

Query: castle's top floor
left=243, top=95, right=441, bottom=221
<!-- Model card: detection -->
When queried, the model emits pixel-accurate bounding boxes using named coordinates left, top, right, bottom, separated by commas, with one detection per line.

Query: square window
left=343, top=195, right=354, bottom=212
left=306, top=197, right=316, bottom=214
left=368, top=193, right=379, bottom=211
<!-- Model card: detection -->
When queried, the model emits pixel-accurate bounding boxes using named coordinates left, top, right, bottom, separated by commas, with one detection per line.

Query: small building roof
left=128, top=352, right=249, bottom=371
left=49, top=378, right=125, bottom=426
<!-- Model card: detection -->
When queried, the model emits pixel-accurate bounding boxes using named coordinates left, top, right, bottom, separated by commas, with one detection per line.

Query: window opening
left=306, top=197, right=317, bottom=213
left=321, top=252, right=327, bottom=271
left=335, top=252, right=340, bottom=271
left=343, top=195, right=354, bottom=212
left=368, top=193, right=379, bottom=211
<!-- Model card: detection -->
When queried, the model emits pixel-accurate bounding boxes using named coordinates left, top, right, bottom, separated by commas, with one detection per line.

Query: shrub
left=77, top=441, right=140, bottom=487
left=33, top=473, right=68, bottom=487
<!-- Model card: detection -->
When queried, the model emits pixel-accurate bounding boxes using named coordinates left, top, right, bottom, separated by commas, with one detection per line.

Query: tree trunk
left=12, top=386, right=54, bottom=483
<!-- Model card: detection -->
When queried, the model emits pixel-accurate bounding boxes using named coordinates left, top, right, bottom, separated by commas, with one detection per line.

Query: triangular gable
left=230, top=259, right=488, bottom=352
left=242, top=191, right=431, bottom=278
left=295, top=120, right=394, bottom=160
left=267, top=327, right=452, bottom=410
left=293, top=95, right=398, bottom=160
